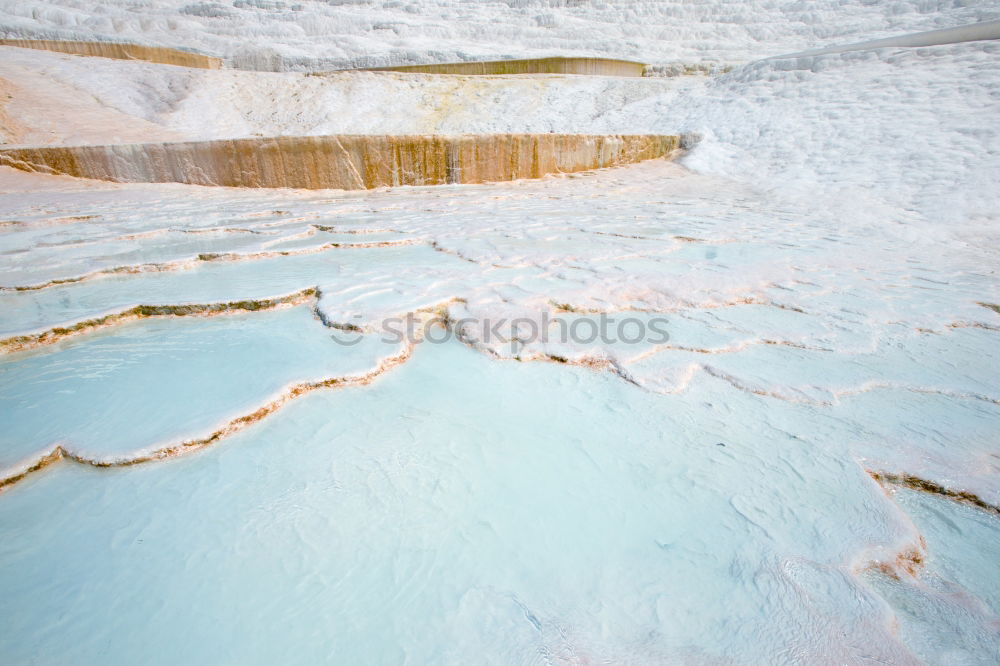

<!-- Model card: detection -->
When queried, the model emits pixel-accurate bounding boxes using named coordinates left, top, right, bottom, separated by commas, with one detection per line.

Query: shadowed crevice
left=0, top=288, right=318, bottom=354
left=0, top=338, right=417, bottom=492
left=2, top=238, right=420, bottom=292
left=869, top=471, right=1000, bottom=516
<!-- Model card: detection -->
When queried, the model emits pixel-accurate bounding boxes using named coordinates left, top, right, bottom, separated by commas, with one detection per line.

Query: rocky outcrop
left=363, top=56, right=645, bottom=77
left=0, top=133, right=680, bottom=190
left=0, top=39, right=222, bottom=69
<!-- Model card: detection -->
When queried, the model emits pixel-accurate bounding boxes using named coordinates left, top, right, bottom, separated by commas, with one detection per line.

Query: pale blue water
left=0, top=163, right=997, bottom=662
left=0, top=306, right=394, bottom=468
left=0, top=342, right=930, bottom=663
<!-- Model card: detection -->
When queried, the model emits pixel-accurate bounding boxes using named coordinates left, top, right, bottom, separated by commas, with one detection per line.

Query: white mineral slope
left=1, top=0, right=999, bottom=69
left=662, top=39, right=1000, bottom=226
left=767, top=18, right=1000, bottom=59
left=3, top=34, right=998, bottom=232
left=0, top=45, right=690, bottom=145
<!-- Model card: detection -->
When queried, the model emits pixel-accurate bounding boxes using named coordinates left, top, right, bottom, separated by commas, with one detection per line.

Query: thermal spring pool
left=0, top=161, right=998, bottom=663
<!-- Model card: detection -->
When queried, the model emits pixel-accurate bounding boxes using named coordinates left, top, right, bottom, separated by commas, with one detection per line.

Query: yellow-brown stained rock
left=0, top=134, right=681, bottom=190
left=364, top=56, right=645, bottom=77
left=0, top=39, right=222, bottom=69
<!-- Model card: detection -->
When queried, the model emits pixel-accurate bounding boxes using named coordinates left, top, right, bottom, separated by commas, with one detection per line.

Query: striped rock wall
left=0, top=39, right=223, bottom=69
left=364, top=56, right=645, bottom=77
left=0, top=134, right=680, bottom=190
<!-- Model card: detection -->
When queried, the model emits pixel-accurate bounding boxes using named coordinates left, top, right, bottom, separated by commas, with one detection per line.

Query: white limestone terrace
left=0, top=46, right=688, bottom=145
left=0, top=0, right=999, bottom=71
left=1, top=28, right=998, bottom=227
left=0, top=2, right=999, bottom=662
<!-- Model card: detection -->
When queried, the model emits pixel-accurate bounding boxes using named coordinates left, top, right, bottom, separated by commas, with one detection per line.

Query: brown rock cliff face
left=0, top=134, right=680, bottom=189
left=0, top=39, right=222, bottom=69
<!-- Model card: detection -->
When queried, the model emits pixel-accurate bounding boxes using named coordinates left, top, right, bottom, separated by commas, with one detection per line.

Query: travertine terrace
left=0, top=38, right=222, bottom=68
left=1, top=2, right=999, bottom=663
left=0, top=134, right=680, bottom=189
left=364, top=56, right=646, bottom=77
